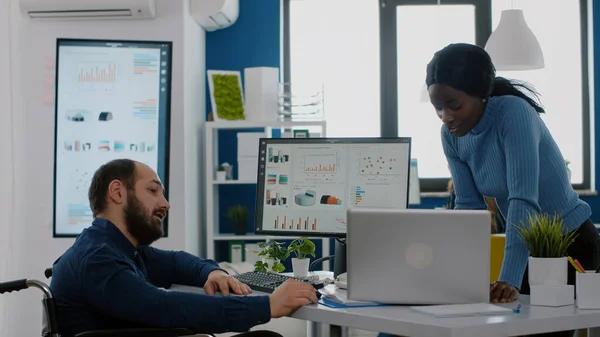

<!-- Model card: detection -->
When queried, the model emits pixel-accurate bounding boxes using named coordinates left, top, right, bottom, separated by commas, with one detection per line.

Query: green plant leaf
left=288, top=237, right=316, bottom=259
left=514, top=211, right=578, bottom=258
left=254, top=261, right=267, bottom=273
left=272, top=261, right=285, bottom=273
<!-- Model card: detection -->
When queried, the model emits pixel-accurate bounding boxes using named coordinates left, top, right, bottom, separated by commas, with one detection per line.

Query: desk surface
left=171, top=283, right=600, bottom=337
left=291, top=296, right=600, bottom=337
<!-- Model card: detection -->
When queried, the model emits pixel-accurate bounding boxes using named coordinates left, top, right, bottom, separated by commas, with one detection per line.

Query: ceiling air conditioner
left=19, top=0, right=157, bottom=20
left=190, top=0, right=239, bottom=32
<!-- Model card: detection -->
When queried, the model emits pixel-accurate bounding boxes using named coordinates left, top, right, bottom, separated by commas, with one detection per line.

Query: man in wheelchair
left=48, top=159, right=318, bottom=337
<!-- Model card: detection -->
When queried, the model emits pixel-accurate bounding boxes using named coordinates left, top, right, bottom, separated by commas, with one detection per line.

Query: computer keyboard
left=233, top=271, right=324, bottom=294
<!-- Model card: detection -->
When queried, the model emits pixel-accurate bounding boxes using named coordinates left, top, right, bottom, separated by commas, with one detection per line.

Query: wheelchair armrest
left=74, top=327, right=204, bottom=337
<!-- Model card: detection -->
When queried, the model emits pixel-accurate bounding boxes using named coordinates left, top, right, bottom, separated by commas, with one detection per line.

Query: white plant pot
left=529, top=257, right=568, bottom=286
left=292, top=258, right=310, bottom=278
left=216, top=171, right=226, bottom=181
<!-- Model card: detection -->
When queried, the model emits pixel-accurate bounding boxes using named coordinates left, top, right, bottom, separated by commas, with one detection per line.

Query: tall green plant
left=514, top=212, right=578, bottom=258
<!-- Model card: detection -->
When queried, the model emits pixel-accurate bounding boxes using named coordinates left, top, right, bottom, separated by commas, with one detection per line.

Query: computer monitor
left=254, top=137, right=412, bottom=237
left=52, top=38, right=172, bottom=237
left=409, top=158, right=421, bottom=205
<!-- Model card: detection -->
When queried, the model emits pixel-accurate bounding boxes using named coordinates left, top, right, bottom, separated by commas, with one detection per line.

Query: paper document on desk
left=318, top=284, right=386, bottom=308
left=410, top=303, right=513, bottom=317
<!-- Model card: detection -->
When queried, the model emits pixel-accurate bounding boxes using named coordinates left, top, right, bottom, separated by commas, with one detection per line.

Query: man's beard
left=123, top=192, right=164, bottom=246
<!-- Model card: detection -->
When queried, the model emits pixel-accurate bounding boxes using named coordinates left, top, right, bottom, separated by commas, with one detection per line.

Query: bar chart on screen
left=350, top=184, right=402, bottom=207
left=77, top=63, right=118, bottom=92
left=273, top=215, right=318, bottom=231
left=304, top=152, right=338, bottom=173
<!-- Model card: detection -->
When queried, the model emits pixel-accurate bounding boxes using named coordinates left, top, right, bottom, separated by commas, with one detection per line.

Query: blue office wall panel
left=205, top=0, right=281, bottom=120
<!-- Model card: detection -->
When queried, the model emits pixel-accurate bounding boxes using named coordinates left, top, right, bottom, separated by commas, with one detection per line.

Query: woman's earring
left=482, top=98, right=488, bottom=103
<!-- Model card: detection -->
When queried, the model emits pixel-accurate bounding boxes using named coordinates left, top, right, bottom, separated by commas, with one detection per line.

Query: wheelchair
left=0, top=267, right=213, bottom=337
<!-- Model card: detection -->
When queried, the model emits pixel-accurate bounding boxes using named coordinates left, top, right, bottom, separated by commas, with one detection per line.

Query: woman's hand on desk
left=490, top=281, right=519, bottom=303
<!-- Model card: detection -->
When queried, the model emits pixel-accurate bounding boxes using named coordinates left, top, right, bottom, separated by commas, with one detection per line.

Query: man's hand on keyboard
left=204, top=270, right=252, bottom=296
left=268, top=279, right=319, bottom=318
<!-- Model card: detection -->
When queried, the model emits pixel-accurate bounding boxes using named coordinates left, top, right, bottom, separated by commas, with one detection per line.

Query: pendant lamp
left=484, top=9, right=544, bottom=71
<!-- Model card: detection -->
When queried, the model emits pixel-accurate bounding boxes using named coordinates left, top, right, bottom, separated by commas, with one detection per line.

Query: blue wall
left=205, top=1, right=600, bottom=266
left=206, top=0, right=324, bottom=269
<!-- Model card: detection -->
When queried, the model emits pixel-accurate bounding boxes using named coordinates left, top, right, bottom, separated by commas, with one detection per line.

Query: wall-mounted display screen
left=53, top=38, right=172, bottom=237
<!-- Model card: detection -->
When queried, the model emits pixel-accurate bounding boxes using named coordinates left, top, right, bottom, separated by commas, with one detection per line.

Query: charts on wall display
left=256, top=138, right=412, bottom=237
left=53, top=39, right=172, bottom=237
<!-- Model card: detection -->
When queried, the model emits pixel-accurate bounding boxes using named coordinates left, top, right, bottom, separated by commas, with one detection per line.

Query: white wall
left=2, top=0, right=206, bottom=335
left=0, top=0, right=16, bottom=332
left=182, top=2, right=205, bottom=257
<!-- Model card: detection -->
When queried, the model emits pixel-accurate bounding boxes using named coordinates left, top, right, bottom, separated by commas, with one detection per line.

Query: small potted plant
left=515, top=212, right=579, bottom=287
left=288, top=237, right=316, bottom=278
left=216, top=164, right=226, bottom=181
left=250, top=240, right=289, bottom=273
left=226, top=205, right=248, bottom=235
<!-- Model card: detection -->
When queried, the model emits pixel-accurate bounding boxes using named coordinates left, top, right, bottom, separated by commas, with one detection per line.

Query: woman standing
left=422, top=43, right=599, bottom=337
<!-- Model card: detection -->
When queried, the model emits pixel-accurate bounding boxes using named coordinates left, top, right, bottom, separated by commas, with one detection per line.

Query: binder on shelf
left=228, top=241, right=245, bottom=263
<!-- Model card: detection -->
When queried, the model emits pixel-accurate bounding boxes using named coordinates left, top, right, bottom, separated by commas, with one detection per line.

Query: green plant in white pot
left=288, top=237, right=316, bottom=278
left=250, top=240, right=289, bottom=273
left=515, top=212, right=578, bottom=286
left=216, top=164, right=226, bottom=181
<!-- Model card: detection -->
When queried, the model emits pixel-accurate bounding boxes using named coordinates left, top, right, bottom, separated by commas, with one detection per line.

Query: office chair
left=0, top=268, right=213, bottom=337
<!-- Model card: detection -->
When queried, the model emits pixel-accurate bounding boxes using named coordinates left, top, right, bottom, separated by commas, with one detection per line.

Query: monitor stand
left=333, top=238, right=346, bottom=279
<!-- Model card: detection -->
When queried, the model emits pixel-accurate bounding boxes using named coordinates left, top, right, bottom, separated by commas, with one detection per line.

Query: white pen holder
left=530, top=284, right=574, bottom=307
left=576, top=271, right=600, bottom=309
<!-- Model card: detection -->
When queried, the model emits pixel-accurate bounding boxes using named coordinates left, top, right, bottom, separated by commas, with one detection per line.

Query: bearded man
left=50, top=159, right=317, bottom=337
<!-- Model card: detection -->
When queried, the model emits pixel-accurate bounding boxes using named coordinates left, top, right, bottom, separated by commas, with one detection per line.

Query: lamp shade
left=484, top=9, right=544, bottom=71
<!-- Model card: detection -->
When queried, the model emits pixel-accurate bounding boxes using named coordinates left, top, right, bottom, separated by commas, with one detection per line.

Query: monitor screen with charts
left=53, top=38, right=172, bottom=237
left=255, top=138, right=412, bottom=237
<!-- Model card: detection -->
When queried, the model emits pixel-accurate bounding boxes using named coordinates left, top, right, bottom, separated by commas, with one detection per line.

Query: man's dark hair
left=88, top=159, right=138, bottom=217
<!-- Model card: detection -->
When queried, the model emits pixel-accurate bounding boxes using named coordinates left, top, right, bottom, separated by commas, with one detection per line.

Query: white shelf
left=205, top=120, right=326, bottom=130
left=213, top=180, right=256, bottom=185
left=202, top=119, right=330, bottom=270
left=214, top=234, right=316, bottom=241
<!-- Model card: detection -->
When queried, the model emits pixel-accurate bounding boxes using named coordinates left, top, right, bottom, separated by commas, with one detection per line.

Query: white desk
left=171, top=284, right=600, bottom=337
left=293, top=296, right=600, bottom=337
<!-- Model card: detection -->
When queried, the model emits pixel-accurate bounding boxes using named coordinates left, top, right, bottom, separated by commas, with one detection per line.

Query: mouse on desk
left=335, top=272, right=347, bottom=289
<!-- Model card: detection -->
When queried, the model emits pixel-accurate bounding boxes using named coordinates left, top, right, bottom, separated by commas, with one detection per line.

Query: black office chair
left=0, top=268, right=212, bottom=337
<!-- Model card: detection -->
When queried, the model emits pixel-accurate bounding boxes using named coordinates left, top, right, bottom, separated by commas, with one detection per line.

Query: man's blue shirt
left=50, top=218, right=271, bottom=336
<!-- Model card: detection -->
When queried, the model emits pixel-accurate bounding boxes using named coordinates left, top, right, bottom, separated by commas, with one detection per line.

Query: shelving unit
left=202, top=120, right=330, bottom=270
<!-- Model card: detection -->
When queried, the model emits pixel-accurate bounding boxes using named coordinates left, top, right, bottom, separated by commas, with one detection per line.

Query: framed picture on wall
left=52, top=38, right=173, bottom=237
left=207, top=69, right=246, bottom=121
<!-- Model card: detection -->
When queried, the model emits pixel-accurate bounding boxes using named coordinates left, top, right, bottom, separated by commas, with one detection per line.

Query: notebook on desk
left=409, top=303, right=513, bottom=317
left=318, top=285, right=387, bottom=308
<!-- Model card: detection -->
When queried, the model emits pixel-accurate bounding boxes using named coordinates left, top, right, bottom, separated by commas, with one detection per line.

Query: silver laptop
left=346, top=208, right=491, bottom=304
